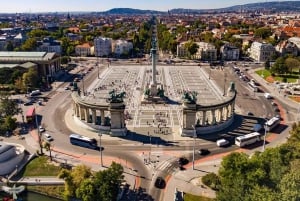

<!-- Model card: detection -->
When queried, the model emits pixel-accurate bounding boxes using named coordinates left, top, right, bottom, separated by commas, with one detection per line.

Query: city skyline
left=0, top=0, right=299, bottom=13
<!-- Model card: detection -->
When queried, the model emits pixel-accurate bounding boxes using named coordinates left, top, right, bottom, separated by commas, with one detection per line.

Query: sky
left=0, top=0, right=298, bottom=13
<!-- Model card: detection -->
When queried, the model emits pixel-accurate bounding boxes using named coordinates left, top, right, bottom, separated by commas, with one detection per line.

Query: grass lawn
left=27, top=185, right=65, bottom=199
left=22, top=155, right=61, bottom=177
left=255, top=70, right=298, bottom=83
left=184, top=193, right=214, bottom=201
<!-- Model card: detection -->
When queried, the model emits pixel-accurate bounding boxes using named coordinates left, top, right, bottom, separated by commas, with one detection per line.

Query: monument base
left=180, top=128, right=197, bottom=137
left=110, top=128, right=127, bottom=137
left=141, top=94, right=167, bottom=104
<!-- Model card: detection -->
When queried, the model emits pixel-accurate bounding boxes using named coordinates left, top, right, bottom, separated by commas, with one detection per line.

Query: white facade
left=248, top=42, right=275, bottom=62
left=177, top=41, right=217, bottom=60
left=75, top=43, right=92, bottom=56
left=220, top=44, right=240, bottom=60
left=94, top=37, right=112, bottom=57
left=112, top=40, right=133, bottom=56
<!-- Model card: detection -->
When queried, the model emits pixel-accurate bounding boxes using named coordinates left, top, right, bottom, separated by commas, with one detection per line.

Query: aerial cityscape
left=0, top=0, right=300, bottom=201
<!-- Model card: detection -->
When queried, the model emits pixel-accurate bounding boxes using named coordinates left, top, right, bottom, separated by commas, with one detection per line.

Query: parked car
left=44, top=133, right=53, bottom=141
left=39, top=126, right=45, bottom=132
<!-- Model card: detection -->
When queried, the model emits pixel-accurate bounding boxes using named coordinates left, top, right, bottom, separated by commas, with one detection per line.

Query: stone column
left=181, top=103, right=197, bottom=137
left=84, top=107, right=89, bottom=122
left=92, top=109, right=96, bottom=124
left=212, top=109, right=216, bottom=125
left=202, top=111, right=206, bottom=126
left=101, top=110, right=105, bottom=126
left=220, top=107, right=224, bottom=122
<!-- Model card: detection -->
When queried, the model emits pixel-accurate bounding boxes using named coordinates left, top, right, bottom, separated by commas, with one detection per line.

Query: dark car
left=198, top=149, right=210, bottom=156
left=155, top=177, right=166, bottom=189
left=177, top=157, right=189, bottom=166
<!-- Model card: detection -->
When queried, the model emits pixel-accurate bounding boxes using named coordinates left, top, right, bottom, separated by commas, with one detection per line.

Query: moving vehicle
left=264, top=93, right=272, bottom=99
left=154, top=177, right=166, bottom=189
left=235, top=132, right=261, bottom=147
left=248, top=82, right=258, bottom=92
left=25, top=107, right=35, bottom=123
left=177, top=157, right=189, bottom=166
left=265, top=116, right=280, bottom=132
left=198, top=149, right=210, bottom=155
left=69, top=134, right=98, bottom=150
left=216, top=139, right=230, bottom=147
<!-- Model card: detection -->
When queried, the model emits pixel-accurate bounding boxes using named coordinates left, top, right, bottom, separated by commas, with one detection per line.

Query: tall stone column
left=181, top=103, right=197, bottom=137
left=84, top=107, right=89, bottom=122
left=101, top=110, right=105, bottom=126
left=202, top=111, right=207, bottom=126
left=109, top=102, right=127, bottom=137
left=92, top=109, right=96, bottom=124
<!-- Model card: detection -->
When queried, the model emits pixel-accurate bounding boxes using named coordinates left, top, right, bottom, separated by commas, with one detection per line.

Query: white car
left=216, top=139, right=229, bottom=147
left=39, top=126, right=45, bottom=132
left=44, top=133, right=53, bottom=141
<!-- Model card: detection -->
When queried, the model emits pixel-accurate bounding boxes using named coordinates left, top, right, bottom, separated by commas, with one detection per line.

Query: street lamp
left=97, top=56, right=100, bottom=79
left=35, top=106, right=43, bottom=155
left=98, top=127, right=103, bottom=167
left=148, top=132, right=152, bottom=163
left=262, top=124, right=267, bottom=152
left=192, top=125, right=197, bottom=170
left=223, top=72, right=227, bottom=96
left=81, top=72, right=85, bottom=96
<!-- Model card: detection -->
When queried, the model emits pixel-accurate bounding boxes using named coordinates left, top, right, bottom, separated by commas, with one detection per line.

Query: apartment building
left=275, top=40, right=298, bottom=56
left=37, top=37, right=62, bottom=55
left=177, top=41, right=217, bottom=60
left=248, top=42, right=275, bottom=62
left=94, top=37, right=112, bottom=57
left=75, top=43, right=93, bottom=56
left=112, top=40, right=133, bottom=56
left=220, top=43, right=240, bottom=60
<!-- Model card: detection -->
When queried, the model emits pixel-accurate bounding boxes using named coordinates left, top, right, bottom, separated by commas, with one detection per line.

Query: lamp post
left=98, top=127, right=103, bottom=167
left=262, top=124, right=267, bottom=152
left=97, top=56, right=100, bottom=79
left=148, top=132, right=152, bottom=163
left=192, top=125, right=197, bottom=170
left=223, top=72, right=227, bottom=96
left=35, top=106, right=43, bottom=155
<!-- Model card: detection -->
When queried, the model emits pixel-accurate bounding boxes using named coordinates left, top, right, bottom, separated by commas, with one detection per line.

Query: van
left=216, top=139, right=229, bottom=147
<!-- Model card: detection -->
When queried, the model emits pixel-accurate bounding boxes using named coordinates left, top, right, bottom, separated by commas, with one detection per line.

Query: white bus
left=235, top=132, right=262, bottom=147
left=265, top=117, right=280, bottom=132
left=69, top=134, right=99, bottom=150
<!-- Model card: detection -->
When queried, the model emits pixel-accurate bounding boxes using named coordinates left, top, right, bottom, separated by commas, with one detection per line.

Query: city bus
left=265, top=117, right=280, bottom=132
left=235, top=132, right=262, bottom=147
left=25, top=107, right=35, bottom=123
left=69, top=134, right=99, bottom=150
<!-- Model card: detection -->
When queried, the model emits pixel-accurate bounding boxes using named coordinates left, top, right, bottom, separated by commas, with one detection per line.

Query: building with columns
left=0, top=51, right=61, bottom=80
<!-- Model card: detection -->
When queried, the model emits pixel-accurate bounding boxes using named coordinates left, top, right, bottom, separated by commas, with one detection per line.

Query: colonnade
left=181, top=90, right=237, bottom=136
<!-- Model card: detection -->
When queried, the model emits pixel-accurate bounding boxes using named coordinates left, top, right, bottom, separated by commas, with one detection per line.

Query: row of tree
left=58, top=162, right=124, bottom=201
left=207, top=122, right=300, bottom=201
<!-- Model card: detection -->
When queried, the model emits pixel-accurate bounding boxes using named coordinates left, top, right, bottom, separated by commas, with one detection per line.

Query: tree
left=271, top=57, right=288, bottom=74
left=285, top=57, right=300, bottom=73
left=59, top=164, right=92, bottom=200
left=43, top=141, right=53, bottom=161
left=0, top=95, right=20, bottom=117
left=254, top=27, right=272, bottom=39
left=21, top=38, right=37, bottom=51
left=22, top=67, right=39, bottom=88
left=279, top=159, right=300, bottom=201
left=184, top=41, right=199, bottom=59
left=3, top=116, right=17, bottom=132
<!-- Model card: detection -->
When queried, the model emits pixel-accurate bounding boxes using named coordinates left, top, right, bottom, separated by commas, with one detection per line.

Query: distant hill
left=102, top=1, right=300, bottom=15
left=170, top=1, right=300, bottom=13
left=103, top=8, right=164, bottom=15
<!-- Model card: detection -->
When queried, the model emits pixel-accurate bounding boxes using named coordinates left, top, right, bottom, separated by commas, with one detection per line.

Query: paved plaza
left=80, top=65, right=228, bottom=138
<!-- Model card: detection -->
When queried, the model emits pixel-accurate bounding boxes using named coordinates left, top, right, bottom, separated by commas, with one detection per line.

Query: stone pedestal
left=109, top=102, right=127, bottom=137
left=181, top=102, right=197, bottom=137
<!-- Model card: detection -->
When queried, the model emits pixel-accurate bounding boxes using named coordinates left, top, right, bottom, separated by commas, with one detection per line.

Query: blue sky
left=0, top=0, right=298, bottom=13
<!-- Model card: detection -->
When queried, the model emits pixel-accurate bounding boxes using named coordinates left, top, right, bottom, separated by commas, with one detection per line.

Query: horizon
left=0, top=0, right=299, bottom=13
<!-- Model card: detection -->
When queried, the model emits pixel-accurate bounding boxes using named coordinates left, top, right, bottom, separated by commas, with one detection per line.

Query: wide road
left=33, top=60, right=281, bottom=201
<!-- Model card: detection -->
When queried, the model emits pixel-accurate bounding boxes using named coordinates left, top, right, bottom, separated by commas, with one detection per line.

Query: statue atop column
left=182, top=91, right=198, bottom=104
left=108, top=89, right=126, bottom=103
